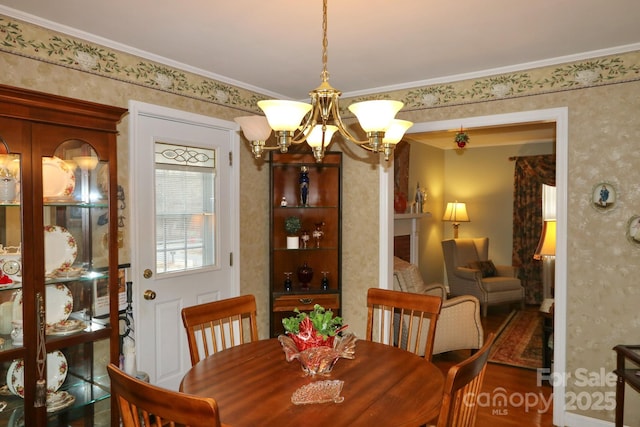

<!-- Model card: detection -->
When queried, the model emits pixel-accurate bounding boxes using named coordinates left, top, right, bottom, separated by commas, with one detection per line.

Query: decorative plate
left=591, top=182, right=617, bottom=212
left=6, top=350, right=68, bottom=397
left=5, top=360, right=20, bottom=396
left=45, top=284, right=73, bottom=326
left=626, top=215, right=640, bottom=247
left=42, top=156, right=75, bottom=199
left=46, top=319, right=86, bottom=336
left=44, top=225, right=77, bottom=275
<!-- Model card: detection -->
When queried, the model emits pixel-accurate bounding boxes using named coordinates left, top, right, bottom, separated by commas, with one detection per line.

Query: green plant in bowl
left=282, top=304, right=346, bottom=350
left=284, top=216, right=302, bottom=236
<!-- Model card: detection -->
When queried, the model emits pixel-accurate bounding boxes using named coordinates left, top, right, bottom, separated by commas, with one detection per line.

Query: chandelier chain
left=234, top=0, right=412, bottom=162
left=321, top=0, right=329, bottom=83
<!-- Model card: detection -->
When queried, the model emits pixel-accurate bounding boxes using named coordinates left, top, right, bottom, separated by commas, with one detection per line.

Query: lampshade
left=442, top=201, right=469, bottom=238
left=347, top=100, right=403, bottom=132
left=534, top=220, right=556, bottom=259
left=257, top=100, right=312, bottom=132
left=306, top=125, right=338, bottom=148
left=234, top=116, right=272, bottom=142
left=234, top=0, right=412, bottom=162
left=383, top=119, right=414, bottom=145
left=442, top=202, right=470, bottom=223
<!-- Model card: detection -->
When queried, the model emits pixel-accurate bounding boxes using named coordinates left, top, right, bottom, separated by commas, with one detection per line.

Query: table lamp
left=442, top=201, right=470, bottom=238
left=534, top=219, right=556, bottom=299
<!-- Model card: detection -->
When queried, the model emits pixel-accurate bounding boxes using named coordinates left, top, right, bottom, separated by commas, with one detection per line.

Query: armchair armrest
left=433, top=295, right=484, bottom=355
left=454, top=267, right=482, bottom=281
left=495, top=265, right=519, bottom=278
left=422, top=283, right=447, bottom=300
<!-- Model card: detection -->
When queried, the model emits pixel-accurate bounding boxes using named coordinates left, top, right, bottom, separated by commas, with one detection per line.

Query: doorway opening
left=380, top=107, right=568, bottom=426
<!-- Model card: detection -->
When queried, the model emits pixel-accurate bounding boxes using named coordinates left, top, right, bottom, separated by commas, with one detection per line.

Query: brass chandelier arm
left=234, top=0, right=411, bottom=163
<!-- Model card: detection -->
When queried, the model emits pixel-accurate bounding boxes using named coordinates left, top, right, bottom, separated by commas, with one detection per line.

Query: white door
left=129, top=101, right=239, bottom=390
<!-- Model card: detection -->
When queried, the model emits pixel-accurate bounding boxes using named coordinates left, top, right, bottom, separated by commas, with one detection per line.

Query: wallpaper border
left=1, top=15, right=640, bottom=114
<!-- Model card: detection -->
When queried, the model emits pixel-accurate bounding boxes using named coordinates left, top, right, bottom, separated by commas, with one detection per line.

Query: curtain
left=512, top=155, right=555, bottom=304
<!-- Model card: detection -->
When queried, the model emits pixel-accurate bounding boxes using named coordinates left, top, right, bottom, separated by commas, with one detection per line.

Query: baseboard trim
left=562, top=411, right=614, bottom=427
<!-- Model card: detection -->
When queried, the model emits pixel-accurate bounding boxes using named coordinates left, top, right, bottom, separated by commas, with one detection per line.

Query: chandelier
left=235, top=0, right=413, bottom=162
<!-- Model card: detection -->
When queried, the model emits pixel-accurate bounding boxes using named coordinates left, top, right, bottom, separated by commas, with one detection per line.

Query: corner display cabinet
left=0, top=85, right=126, bottom=426
left=269, top=152, right=342, bottom=337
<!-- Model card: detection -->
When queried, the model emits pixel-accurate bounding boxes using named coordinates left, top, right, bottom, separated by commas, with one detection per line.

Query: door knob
left=143, top=290, right=157, bottom=300
left=143, top=269, right=153, bottom=279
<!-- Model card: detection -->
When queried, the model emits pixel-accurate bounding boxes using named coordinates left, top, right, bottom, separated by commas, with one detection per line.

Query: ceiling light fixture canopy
left=234, top=0, right=412, bottom=162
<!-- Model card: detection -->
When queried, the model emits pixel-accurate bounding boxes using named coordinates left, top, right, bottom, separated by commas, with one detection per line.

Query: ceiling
left=1, top=0, right=638, bottom=147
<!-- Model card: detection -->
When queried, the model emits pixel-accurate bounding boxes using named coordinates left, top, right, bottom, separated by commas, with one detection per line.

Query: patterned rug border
left=489, top=309, right=543, bottom=371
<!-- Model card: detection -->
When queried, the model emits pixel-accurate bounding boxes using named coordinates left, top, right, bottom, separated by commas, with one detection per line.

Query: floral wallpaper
left=1, top=13, right=640, bottom=425
left=1, top=15, right=640, bottom=112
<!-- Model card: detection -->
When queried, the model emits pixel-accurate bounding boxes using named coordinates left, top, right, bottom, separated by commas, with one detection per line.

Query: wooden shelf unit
left=269, top=152, right=342, bottom=337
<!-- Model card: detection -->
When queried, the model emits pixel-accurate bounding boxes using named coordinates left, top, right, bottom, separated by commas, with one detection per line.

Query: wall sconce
left=442, top=201, right=470, bottom=238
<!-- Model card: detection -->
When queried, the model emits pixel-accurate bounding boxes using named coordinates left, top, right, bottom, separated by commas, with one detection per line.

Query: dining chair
left=435, top=332, right=496, bottom=427
left=181, top=294, right=259, bottom=366
left=107, top=363, right=223, bottom=427
left=366, top=287, right=442, bottom=360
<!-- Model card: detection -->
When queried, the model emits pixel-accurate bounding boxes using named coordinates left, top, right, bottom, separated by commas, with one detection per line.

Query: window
left=154, top=142, right=216, bottom=273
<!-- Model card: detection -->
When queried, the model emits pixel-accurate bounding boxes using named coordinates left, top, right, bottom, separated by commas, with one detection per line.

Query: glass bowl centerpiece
left=279, top=304, right=356, bottom=375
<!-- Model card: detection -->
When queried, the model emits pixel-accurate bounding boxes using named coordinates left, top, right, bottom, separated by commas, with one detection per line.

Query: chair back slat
left=107, top=364, right=222, bottom=427
left=436, top=332, right=496, bottom=427
left=366, top=288, right=442, bottom=360
left=182, top=294, right=259, bottom=366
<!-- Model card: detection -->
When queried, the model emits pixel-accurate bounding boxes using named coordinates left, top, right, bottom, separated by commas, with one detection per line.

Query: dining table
left=180, top=338, right=444, bottom=426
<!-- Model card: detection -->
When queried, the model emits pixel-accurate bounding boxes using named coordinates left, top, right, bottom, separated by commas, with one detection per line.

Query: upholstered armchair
left=441, top=237, right=524, bottom=317
left=393, top=257, right=484, bottom=355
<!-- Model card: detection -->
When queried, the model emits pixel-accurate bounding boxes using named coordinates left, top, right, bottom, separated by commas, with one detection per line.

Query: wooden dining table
left=180, top=338, right=444, bottom=426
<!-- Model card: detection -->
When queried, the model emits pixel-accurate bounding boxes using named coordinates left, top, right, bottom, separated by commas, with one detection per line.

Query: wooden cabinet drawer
left=273, top=293, right=340, bottom=312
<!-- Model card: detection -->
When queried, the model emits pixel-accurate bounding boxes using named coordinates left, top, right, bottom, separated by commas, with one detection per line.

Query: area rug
left=488, top=310, right=543, bottom=370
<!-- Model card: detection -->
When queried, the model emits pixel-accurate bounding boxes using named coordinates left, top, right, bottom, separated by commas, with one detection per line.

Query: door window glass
left=154, top=142, right=216, bottom=274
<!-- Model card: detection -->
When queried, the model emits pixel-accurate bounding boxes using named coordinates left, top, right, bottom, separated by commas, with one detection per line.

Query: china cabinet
left=0, top=85, right=126, bottom=426
left=269, top=152, right=341, bottom=337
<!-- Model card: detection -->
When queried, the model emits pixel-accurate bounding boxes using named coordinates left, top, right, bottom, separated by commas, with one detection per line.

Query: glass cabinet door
left=0, top=143, right=24, bottom=422
left=42, top=139, right=111, bottom=418
left=0, top=85, right=125, bottom=426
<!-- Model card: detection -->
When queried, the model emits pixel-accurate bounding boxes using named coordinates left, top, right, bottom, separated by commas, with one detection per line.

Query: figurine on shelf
left=312, top=222, right=324, bottom=248
left=299, top=166, right=309, bottom=206
left=280, top=196, right=288, bottom=207
left=414, top=183, right=426, bottom=213
left=301, top=230, right=310, bottom=248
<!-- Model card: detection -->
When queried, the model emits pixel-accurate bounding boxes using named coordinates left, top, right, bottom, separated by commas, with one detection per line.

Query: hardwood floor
left=432, top=305, right=554, bottom=427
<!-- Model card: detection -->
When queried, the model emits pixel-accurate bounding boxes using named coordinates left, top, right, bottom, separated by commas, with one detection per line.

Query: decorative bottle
left=321, top=271, right=329, bottom=291
left=284, top=272, right=293, bottom=292
left=299, top=166, right=309, bottom=206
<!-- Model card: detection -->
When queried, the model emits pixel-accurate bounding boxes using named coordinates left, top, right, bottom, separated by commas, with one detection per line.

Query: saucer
left=46, top=319, right=86, bottom=336
left=46, top=390, right=75, bottom=412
